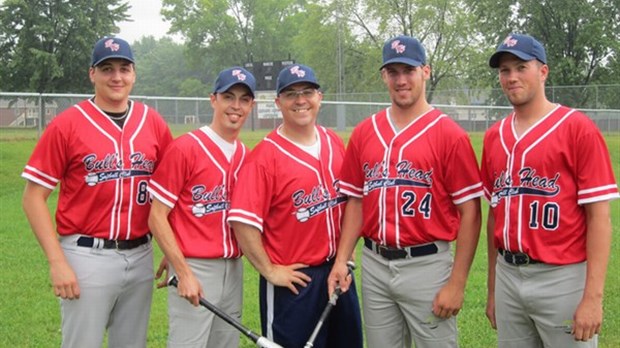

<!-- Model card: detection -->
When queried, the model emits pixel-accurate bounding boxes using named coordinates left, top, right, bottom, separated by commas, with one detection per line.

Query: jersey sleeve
left=339, top=126, right=364, bottom=197
left=148, top=139, right=190, bottom=209
left=227, top=147, right=274, bottom=232
left=21, top=120, right=68, bottom=190
left=575, top=122, right=619, bottom=204
left=444, top=132, right=483, bottom=204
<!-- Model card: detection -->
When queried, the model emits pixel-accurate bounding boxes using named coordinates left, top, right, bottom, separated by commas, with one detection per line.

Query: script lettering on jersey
left=363, top=161, right=388, bottom=179
left=190, top=184, right=228, bottom=217
left=83, top=152, right=154, bottom=186
left=293, top=183, right=347, bottom=222
left=363, top=160, right=433, bottom=195
left=395, top=161, right=433, bottom=185
left=490, top=167, right=560, bottom=207
left=83, top=153, right=123, bottom=171
left=129, top=152, right=156, bottom=173
left=292, top=185, right=329, bottom=207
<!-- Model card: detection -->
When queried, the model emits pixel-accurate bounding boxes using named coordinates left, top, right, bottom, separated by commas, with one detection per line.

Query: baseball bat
left=167, top=276, right=283, bottom=348
left=304, top=261, right=356, bottom=348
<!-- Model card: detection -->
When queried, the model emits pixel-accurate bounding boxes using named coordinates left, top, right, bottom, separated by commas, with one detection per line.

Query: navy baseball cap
left=213, top=67, right=257, bottom=98
left=489, top=34, right=547, bottom=68
left=276, top=64, right=320, bottom=94
left=91, top=37, right=135, bottom=67
left=380, top=35, right=426, bottom=70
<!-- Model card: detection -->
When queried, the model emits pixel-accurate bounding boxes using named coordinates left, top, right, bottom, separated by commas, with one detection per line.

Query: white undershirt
left=201, top=126, right=236, bottom=161
left=277, top=127, right=320, bottom=158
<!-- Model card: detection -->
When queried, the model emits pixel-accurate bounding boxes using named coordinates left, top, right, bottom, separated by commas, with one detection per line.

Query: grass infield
left=0, top=126, right=618, bottom=347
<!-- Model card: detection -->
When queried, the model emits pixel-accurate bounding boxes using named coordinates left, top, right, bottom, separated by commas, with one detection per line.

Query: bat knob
left=167, top=276, right=178, bottom=287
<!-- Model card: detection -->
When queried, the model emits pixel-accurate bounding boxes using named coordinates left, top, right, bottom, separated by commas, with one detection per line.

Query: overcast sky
left=117, top=0, right=181, bottom=43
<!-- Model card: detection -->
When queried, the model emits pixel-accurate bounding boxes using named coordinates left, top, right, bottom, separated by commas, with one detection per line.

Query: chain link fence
left=1, top=87, right=619, bottom=138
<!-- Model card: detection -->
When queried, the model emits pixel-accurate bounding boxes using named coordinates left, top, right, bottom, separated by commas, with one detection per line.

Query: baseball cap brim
left=380, top=57, right=424, bottom=70
left=215, top=81, right=256, bottom=98
left=489, top=50, right=537, bottom=68
left=92, top=56, right=135, bottom=67
left=277, top=81, right=321, bottom=95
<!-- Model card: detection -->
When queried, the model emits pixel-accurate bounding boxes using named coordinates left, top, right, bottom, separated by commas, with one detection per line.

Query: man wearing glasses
left=228, top=64, right=363, bottom=348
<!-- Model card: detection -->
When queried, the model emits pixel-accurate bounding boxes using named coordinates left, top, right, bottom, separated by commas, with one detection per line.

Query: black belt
left=498, top=249, right=541, bottom=265
left=77, top=234, right=151, bottom=250
left=364, top=238, right=438, bottom=260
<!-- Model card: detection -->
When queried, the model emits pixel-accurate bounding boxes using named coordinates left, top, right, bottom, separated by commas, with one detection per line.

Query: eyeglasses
left=280, top=88, right=318, bottom=100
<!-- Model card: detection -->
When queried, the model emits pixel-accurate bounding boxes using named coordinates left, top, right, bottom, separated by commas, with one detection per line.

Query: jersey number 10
left=528, top=201, right=559, bottom=230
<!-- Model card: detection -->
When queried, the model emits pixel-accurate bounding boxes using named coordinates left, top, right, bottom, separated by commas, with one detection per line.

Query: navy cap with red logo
left=489, top=33, right=547, bottom=68
left=91, top=37, right=135, bottom=67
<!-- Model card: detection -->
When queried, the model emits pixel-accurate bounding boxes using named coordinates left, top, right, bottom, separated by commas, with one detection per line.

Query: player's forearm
left=23, top=182, right=67, bottom=265
left=148, top=200, right=192, bottom=279
left=583, top=201, right=612, bottom=301
left=230, top=221, right=274, bottom=277
left=486, top=209, right=497, bottom=296
left=449, top=198, right=481, bottom=288
left=334, top=197, right=363, bottom=264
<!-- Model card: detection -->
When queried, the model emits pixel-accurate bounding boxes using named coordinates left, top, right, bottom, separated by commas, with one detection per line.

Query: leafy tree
left=335, top=0, right=485, bottom=102
left=162, top=0, right=305, bottom=77
left=467, top=0, right=620, bottom=107
left=178, top=77, right=208, bottom=97
left=0, top=0, right=129, bottom=93
left=131, top=36, right=207, bottom=97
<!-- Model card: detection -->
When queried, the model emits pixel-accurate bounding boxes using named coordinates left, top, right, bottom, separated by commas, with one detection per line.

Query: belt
left=77, top=233, right=151, bottom=250
left=498, top=249, right=541, bottom=265
left=364, top=238, right=438, bottom=260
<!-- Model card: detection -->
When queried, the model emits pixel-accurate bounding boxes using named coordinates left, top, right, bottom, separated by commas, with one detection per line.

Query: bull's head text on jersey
left=292, top=185, right=330, bottom=207
left=82, top=152, right=155, bottom=186
left=491, top=167, right=561, bottom=207
left=396, top=160, right=433, bottom=185
left=363, top=161, right=388, bottom=179
left=292, top=183, right=347, bottom=223
left=190, top=184, right=228, bottom=217
left=362, top=160, right=434, bottom=195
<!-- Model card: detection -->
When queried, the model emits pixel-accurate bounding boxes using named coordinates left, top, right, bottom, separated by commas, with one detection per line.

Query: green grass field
left=0, top=127, right=618, bottom=347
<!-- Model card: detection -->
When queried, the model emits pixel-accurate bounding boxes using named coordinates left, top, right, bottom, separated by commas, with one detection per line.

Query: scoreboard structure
left=244, top=60, right=295, bottom=91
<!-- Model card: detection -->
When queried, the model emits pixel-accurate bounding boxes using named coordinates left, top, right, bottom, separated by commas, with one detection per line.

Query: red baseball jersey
left=22, top=99, right=173, bottom=240
left=227, top=126, right=346, bottom=266
left=481, top=105, right=619, bottom=265
left=148, top=127, right=248, bottom=258
left=339, top=108, right=483, bottom=248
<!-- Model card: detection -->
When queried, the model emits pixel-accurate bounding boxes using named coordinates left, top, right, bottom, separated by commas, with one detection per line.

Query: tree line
left=1, top=0, right=619, bottom=108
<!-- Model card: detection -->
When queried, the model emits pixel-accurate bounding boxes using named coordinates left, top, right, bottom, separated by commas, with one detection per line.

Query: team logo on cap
left=232, top=69, right=247, bottom=81
left=289, top=65, right=306, bottom=78
left=502, top=35, right=518, bottom=47
left=104, top=39, right=120, bottom=52
left=391, top=40, right=406, bottom=54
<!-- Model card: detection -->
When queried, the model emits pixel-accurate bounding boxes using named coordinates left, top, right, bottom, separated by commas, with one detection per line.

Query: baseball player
left=327, top=35, right=483, bottom=348
left=227, top=64, right=363, bottom=348
left=482, top=33, right=619, bottom=347
left=21, top=37, right=173, bottom=347
left=147, top=66, right=256, bottom=347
